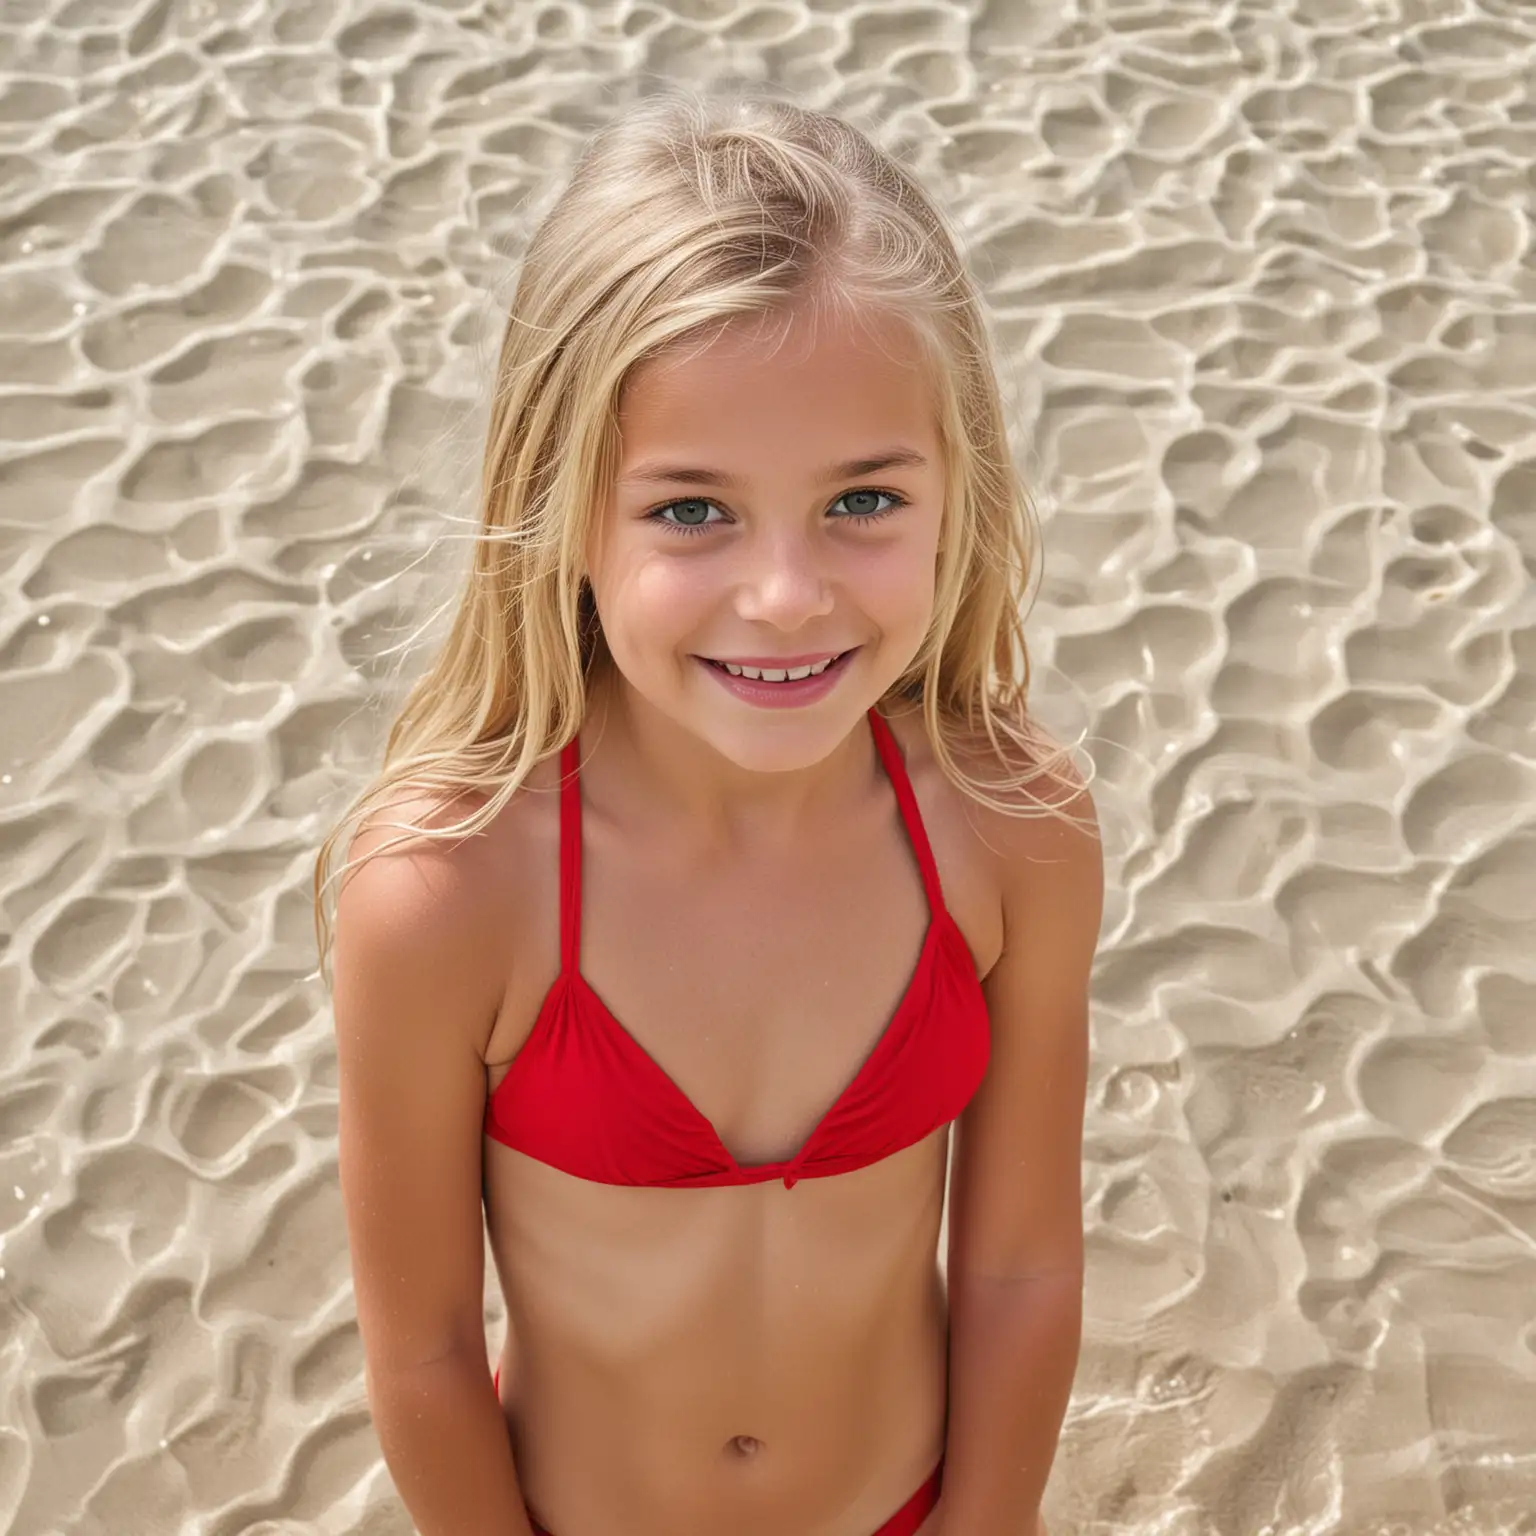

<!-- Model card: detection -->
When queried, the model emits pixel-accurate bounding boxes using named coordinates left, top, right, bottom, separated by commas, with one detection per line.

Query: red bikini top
left=483, top=709, right=991, bottom=1189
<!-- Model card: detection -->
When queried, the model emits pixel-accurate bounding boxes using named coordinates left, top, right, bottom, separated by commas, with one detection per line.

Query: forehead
left=615, top=303, right=940, bottom=466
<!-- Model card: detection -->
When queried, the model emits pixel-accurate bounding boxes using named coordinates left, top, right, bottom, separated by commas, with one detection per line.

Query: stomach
left=483, top=1130, right=952, bottom=1536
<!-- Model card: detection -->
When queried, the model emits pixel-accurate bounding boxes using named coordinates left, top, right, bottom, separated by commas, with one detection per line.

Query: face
left=586, top=300, right=947, bottom=773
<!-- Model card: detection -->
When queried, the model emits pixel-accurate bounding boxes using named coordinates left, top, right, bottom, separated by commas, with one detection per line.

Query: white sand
left=1, top=1, right=1533, bottom=1532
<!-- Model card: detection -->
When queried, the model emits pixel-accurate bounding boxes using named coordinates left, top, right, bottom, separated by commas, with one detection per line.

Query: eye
left=645, top=487, right=908, bottom=536
left=830, top=488, right=907, bottom=522
left=649, top=498, right=726, bottom=535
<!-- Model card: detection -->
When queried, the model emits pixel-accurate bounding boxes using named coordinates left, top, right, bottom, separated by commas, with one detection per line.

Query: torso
left=475, top=702, right=1006, bottom=1536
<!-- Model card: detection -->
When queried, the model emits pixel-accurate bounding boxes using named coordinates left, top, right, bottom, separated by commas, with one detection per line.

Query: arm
left=331, top=807, right=537, bottom=1536
left=938, top=774, right=1103, bottom=1536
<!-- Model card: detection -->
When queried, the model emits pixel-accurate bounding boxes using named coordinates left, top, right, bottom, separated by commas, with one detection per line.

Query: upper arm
left=330, top=805, right=506, bottom=1375
left=949, top=770, right=1103, bottom=1283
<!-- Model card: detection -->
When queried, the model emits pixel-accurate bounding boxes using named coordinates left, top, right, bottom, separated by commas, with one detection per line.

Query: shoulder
left=968, top=724, right=1102, bottom=913
left=330, top=756, right=565, bottom=1053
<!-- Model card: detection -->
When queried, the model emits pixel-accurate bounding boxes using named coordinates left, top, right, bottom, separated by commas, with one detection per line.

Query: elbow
left=364, top=1338, right=490, bottom=1397
left=948, top=1267, right=1085, bottom=1344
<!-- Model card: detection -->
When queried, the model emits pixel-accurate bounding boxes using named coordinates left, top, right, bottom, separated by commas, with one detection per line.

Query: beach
left=1, top=0, right=1533, bottom=1531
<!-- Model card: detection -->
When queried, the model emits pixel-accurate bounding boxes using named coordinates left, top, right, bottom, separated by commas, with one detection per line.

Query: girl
left=316, top=89, right=1102, bottom=1536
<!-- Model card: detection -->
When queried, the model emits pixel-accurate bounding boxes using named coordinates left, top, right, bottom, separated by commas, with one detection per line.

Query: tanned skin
left=333, top=302, right=1099, bottom=1536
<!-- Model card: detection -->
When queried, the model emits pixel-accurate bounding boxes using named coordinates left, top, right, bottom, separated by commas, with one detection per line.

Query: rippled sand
left=2, top=1, right=1533, bottom=1532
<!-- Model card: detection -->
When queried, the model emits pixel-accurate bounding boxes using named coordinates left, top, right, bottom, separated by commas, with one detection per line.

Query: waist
left=498, top=1320, right=948, bottom=1536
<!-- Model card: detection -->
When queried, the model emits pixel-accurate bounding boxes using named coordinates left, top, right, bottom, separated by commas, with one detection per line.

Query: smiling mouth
left=700, top=651, right=851, bottom=683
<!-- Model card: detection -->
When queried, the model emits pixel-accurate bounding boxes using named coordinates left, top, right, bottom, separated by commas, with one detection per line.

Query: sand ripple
left=1, top=1, right=1533, bottom=1532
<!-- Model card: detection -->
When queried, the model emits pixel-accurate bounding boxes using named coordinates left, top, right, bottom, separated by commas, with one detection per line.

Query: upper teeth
left=720, top=656, right=837, bottom=681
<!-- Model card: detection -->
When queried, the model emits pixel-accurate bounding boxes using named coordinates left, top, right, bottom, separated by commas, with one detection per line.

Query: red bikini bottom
left=493, top=1367, right=944, bottom=1536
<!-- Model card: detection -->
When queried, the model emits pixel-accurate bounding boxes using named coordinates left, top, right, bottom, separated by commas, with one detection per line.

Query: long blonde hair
left=313, top=86, right=1090, bottom=984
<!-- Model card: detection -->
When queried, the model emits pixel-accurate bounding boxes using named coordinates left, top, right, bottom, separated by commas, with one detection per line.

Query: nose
left=731, top=529, right=835, bottom=630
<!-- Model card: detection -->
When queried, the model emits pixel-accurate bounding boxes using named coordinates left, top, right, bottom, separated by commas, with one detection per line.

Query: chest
left=577, top=809, right=939, bottom=1165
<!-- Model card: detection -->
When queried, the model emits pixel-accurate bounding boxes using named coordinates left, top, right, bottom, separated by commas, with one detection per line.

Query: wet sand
left=1, top=1, right=1533, bottom=1532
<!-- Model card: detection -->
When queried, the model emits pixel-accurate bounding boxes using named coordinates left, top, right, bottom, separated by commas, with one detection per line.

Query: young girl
left=316, top=89, right=1102, bottom=1536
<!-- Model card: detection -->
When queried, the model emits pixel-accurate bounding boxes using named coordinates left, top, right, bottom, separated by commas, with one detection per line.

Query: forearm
left=367, top=1347, right=535, bottom=1536
left=937, top=1270, right=1083, bottom=1535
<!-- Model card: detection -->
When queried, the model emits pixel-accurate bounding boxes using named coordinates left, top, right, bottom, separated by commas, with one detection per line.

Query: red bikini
left=484, top=707, right=989, bottom=1534
left=483, top=707, right=992, bottom=1186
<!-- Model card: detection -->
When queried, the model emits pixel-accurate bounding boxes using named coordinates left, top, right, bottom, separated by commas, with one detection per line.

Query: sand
left=1, top=0, right=1533, bottom=1532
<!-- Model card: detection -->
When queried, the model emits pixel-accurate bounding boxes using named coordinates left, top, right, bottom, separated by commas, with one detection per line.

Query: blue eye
left=651, top=498, right=724, bottom=533
left=647, top=488, right=908, bottom=536
left=831, top=489, right=905, bottom=521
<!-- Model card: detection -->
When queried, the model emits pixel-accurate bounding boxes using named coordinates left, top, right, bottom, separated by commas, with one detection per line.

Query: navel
left=724, top=1434, right=764, bottom=1458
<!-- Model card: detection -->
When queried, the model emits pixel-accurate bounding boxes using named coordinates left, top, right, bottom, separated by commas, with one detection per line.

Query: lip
left=697, top=650, right=848, bottom=669
left=694, top=647, right=858, bottom=709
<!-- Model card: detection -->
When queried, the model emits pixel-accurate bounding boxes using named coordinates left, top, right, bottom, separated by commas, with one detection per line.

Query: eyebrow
left=618, top=448, right=930, bottom=489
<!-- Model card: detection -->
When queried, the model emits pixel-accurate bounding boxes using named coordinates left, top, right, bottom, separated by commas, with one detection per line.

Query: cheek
left=596, top=551, right=717, bottom=649
left=853, top=538, right=939, bottom=632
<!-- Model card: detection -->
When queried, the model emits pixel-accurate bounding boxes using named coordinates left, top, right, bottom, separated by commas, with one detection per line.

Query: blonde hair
left=313, top=86, right=1091, bottom=983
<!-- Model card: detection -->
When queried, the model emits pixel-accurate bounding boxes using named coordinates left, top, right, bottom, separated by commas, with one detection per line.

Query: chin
left=699, top=718, right=861, bottom=775
left=682, top=689, right=886, bottom=775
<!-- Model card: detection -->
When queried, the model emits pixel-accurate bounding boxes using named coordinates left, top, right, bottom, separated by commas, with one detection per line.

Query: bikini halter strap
left=557, top=734, right=583, bottom=974
left=866, top=708, right=946, bottom=913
